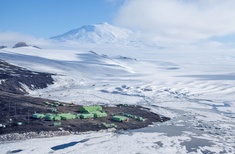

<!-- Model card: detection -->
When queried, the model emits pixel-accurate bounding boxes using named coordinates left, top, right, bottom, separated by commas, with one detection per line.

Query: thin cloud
left=114, top=0, right=235, bottom=44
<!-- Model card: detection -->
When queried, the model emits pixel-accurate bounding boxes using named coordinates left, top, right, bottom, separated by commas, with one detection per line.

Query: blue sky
left=1, top=0, right=235, bottom=46
left=0, top=0, right=124, bottom=38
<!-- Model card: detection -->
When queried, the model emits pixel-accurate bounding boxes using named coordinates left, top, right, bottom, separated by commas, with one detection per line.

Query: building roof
left=79, top=105, right=103, bottom=113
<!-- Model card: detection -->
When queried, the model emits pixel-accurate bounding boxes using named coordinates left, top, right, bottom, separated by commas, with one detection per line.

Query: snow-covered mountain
left=51, top=22, right=134, bottom=44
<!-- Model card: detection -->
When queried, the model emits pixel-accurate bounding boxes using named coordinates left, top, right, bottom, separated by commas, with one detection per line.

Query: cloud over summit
left=115, top=0, right=235, bottom=43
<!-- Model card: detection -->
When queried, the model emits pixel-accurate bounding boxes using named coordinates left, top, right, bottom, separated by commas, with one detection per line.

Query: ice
left=0, top=43, right=235, bottom=153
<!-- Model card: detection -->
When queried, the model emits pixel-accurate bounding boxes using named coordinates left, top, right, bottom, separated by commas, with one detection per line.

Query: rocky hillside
left=0, top=59, right=54, bottom=94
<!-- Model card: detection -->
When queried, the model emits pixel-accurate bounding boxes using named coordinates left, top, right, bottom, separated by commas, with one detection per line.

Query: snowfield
left=0, top=44, right=235, bottom=154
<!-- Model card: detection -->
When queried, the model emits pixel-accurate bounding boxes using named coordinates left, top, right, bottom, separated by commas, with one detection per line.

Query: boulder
left=13, top=42, right=28, bottom=48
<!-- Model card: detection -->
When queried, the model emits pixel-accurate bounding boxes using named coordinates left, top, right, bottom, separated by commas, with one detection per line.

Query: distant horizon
left=1, top=0, right=235, bottom=47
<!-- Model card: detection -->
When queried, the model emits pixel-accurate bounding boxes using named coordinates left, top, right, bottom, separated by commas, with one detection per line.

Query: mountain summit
left=51, top=22, right=133, bottom=44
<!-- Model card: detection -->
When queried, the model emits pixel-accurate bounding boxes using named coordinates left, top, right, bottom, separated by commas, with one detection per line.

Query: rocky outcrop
left=0, top=59, right=54, bottom=94
left=32, top=45, right=41, bottom=49
left=13, top=42, right=28, bottom=48
left=0, top=45, right=7, bottom=49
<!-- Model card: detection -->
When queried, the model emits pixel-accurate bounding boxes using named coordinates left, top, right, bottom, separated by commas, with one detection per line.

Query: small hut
left=32, top=113, right=45, bottom=119
left=112, top=116, right=128, bottom=122
left=80, top=113, right=94, bottom=119
left=45, top=114, right=55, bottom=121
left=60, top=113, right=76, bottom=120
left=93, top=111, right=107, bottom=118
left=79, top=105, right=102, bottom=113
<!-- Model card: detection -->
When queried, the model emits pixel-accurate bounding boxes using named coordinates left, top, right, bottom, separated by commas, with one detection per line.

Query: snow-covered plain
left=0, top=44, right=235, bottom=154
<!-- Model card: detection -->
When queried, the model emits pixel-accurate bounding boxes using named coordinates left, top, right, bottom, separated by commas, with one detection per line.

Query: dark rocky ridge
left=0, top=46, right=7, bottom=49
left=13, top=42, right=28, bottom=48
left=12, top=42, right=41, bottom=49
left=0, top=59, right=54, bottom=94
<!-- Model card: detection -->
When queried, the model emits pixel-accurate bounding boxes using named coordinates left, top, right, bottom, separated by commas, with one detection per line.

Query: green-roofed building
left=112, top=116, right=128, bottom=122
left=102, top=122, right=117, bottom=128
left=80, top=113, right=94, bottom=119
left=79, top=105, right=102, bottom=113
left=60, top=114, right=76, bottom=120
left=45, top=114, right=55, bottom=121
left=32, top=113, right=45, bottom=119
left=53, top=122, right=61, bottom=126
left=93, top=111, right=107, bottom=118
left=76, top=114, right=82, bottom=119
left=54, top=115, right=61, bottom=121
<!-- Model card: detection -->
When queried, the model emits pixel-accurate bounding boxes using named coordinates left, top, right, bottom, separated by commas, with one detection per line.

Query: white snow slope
left=51, top=22, right=134, bottom=44
left=0, top=44, right=235, bottom=154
